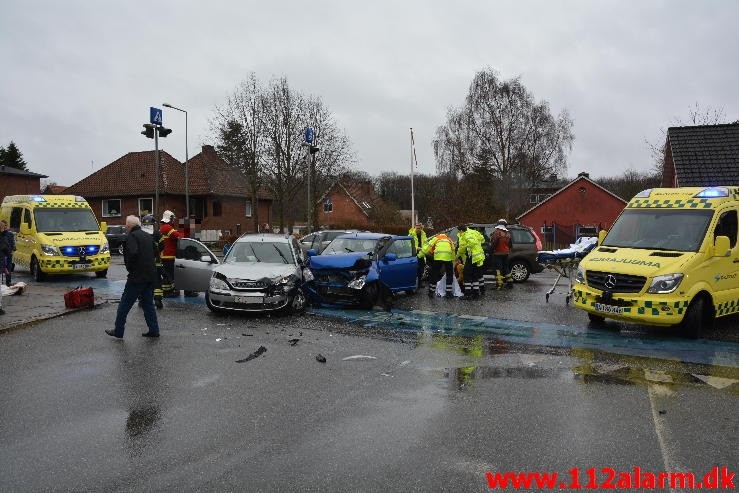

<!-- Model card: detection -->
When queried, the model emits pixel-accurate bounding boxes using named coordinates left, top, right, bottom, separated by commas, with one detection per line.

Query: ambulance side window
left=714, top=210, right=737, bottom=248
left=22, top=209, right=32, bottom=228
left=9, top=207, right=23, bottom=231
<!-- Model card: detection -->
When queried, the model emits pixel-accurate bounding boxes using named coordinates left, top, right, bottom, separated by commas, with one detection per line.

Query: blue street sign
left=150, top=107, right=163, bottom=125
left=305, top=127, right=314, bottom=144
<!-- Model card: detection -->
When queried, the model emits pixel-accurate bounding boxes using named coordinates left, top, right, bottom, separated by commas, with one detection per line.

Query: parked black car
left=105, top=225, right=127, bottom=255
left=298, top=230, right=360, bottom=255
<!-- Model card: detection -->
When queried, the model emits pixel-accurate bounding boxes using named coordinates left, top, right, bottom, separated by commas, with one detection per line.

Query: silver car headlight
left=348, top=274, right=367, bottom=290
left=100, top=242, right=110, bottom=254
left=41, top=244, right=59, bottom=256
left=646, top=273, right=683, bottom=294
left=209, top=275, right=230, bottom=292
left=302, top=267, right=314, bottom=282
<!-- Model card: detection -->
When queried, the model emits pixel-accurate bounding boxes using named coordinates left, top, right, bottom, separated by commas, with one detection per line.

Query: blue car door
left=378, top=238, right=417, bottom=291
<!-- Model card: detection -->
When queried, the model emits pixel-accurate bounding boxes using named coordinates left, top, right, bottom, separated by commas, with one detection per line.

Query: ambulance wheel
left=95, top=269, right=108, bottom=278
left=680, top=296, right=712, bottom=339
left=587, top=313, right=606, bottom=325
left=31, top=257, right=46, bottom=282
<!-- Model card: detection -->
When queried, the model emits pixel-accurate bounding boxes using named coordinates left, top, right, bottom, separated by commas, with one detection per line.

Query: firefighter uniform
left=423, top=233, right=456, bottom=297
left=408, top=224, right=428, bottom=286
left=159, top=210, right=182, bottom=297
left=490, top=220, right=514, bottom=289
left=457, top=226, right=485, bottom=298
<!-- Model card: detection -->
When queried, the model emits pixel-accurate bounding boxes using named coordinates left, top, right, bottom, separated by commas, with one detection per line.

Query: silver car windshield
left=225, top=242, right=295, bottom=264
left=603, top=209, right=713, bottom=252
left=323, top=238, right=378, bottom=255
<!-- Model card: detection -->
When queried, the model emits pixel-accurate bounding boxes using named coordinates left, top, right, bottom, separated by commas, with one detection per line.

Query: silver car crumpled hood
left=213, top=263, right=298, bottom=283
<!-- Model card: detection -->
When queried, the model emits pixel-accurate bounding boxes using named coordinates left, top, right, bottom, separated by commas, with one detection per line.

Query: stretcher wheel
left=565, top=294, right=571, bottom=305
left=545, top=293, right=550, bottom=302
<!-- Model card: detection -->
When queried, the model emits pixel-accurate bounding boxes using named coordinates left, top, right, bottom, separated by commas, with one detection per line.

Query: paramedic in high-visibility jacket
left=490, top=219, right=514, bottom=289
left=159, top=210, right=182, bottom=297
left=408, top=223, right=428, bottom=287
left=457, top=225, right=485, bottom=299
left=423, top=232, right=456, bottom=297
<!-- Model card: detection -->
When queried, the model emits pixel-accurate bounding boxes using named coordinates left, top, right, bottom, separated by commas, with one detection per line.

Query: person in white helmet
left=159, top=210, right=182, bottom=297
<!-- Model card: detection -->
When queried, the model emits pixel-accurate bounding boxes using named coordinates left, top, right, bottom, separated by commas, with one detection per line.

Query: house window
left=213, top=200, right=222, bottom=217
left=138, top=198, right=153, bottom=217
left=323, top=197, right=333, bottom=213
left=245, top=200, right=252, bottom=217
left=102, top=199, right=121, bottom=217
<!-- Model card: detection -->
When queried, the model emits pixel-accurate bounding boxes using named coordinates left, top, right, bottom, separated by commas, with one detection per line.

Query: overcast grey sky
left=2, top=0, right=737, bottom=188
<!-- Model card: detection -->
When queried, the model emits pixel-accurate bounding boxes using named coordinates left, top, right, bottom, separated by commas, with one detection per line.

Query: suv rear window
left=511, top=229, right=534, bottom=244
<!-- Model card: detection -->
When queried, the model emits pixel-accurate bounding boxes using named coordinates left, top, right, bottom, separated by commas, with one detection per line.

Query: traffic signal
left=158, top=127, right=172, bottom=138
left=141, top=124, right=155, bottom=139
left=309, top=145, right=320, bottom=154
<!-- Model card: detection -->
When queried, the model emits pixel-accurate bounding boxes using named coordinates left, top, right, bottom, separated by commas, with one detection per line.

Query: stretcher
left=537, top=237, right=598, bottom=304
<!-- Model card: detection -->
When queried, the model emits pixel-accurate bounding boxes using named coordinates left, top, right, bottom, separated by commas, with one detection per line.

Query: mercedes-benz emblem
left=78, top=247, right=86, bottom=256
left=604, top=274, right=617, bottom=289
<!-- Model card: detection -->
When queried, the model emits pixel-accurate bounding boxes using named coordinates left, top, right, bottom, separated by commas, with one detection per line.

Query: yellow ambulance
left=0, top=195, right=110, bottom=281
left=573, top=186, right=739, bottom=338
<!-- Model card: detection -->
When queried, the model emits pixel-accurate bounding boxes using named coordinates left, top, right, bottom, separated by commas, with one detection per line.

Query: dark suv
left=105, top=225, right=127, bottom=255
left=431, top=224, right=544, bottom=282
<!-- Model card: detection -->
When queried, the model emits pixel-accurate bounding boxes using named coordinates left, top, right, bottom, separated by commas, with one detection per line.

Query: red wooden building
left=516, top=173, right=627, bottom=249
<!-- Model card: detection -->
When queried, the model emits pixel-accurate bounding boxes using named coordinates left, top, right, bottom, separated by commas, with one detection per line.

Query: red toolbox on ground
left=64, top=287, right=95, bottom=309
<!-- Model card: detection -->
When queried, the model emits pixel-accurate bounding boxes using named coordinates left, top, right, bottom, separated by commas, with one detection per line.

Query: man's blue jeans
left=114, top=281, right=160, bottom=336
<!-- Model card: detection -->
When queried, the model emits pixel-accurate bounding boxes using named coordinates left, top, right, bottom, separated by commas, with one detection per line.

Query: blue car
left=303, top=232, right=418, bottom=308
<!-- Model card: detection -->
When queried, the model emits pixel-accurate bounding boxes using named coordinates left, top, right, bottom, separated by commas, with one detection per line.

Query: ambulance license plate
left=594, top=303, right=623, bottom=315
left=234, top=296, right=263, bottom=304
left=73, top=263, right=91, bottom=270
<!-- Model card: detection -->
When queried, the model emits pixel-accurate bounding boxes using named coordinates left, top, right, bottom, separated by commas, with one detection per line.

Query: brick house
left=0, top=165, right=47, bottom=203
left=516, top=173, right=627, bottom=248
left=317, top=176, right=386, bottom=229
left=661, top=123, right=739, bottom=187
left=64, top=145, right=272, bottom=236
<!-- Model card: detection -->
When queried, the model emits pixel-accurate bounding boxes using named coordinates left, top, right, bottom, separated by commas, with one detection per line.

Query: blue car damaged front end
left=303, top=252, right=379, bottom=307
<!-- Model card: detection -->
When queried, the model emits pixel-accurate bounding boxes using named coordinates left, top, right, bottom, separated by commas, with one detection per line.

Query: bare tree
left=434, top=68, right=574, bottom=217
left=212, top=74, right=354, bottom=233
left=212, top=73, right=265, bottom=229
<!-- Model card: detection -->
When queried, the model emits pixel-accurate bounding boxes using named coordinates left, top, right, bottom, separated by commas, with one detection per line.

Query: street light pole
left=162, top=103, right=189, bottom=218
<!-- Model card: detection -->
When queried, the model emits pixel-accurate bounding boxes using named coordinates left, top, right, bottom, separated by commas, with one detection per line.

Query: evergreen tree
left=0, top=141, right=28, bottom=170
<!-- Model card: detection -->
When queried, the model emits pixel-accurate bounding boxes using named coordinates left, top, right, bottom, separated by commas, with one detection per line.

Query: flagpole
left=410, top=128, right=416, bottom=227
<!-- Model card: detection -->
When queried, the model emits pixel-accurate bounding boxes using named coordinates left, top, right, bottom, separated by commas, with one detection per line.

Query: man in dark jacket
left=105, top=215, right=160, bottom=338
left=0, top=219, right=16, bottom=287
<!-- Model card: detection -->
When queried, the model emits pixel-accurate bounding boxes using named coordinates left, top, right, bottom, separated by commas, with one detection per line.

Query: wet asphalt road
left=1, top=258, right=737, bottom=491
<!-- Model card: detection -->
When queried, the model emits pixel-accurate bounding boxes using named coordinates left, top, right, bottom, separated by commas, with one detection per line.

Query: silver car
left=176, top=234, right=307, bottom=314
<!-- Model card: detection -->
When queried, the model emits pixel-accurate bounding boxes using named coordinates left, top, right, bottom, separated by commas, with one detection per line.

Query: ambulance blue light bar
left=694, top=187, right=729, bottom=198
left=30, top=195, right=47, bottom=202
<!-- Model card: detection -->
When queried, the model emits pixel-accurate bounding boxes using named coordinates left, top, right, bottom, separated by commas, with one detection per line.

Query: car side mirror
left=597, top=230, right=607, bottom=245
left=713, top=235, right=731, bottom=257
left=20, top=223, right=31, bottom=235
left=201, top=254, right=214, bottom=263
left=100, top=221, right=107, bottom=232
left=383, top=252, right=397, bottom=262
left=307, top=249, right=317, bottom=257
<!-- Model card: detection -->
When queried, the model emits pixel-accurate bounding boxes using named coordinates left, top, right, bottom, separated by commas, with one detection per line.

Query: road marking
left=692, top=374, right=738, bottom=389
left=647, top=384, right=684, bottom=493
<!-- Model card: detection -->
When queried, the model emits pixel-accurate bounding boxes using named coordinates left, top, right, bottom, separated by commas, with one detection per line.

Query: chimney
left=202, top=145, right=215, bottom=154
left=578, top=171, right=590, bottom=178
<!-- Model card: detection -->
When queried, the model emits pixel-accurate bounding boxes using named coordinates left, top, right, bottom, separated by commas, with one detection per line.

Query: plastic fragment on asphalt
left=288, top=339, right=299, bottom=346
left=236, top=346, right=267, bottom=363
left=399, top=361, right=410, bottom=366
left=216, top=338, right=222, bottom=342
left=342, top=355, right=377, bottom=361
left=316, top=354, right=327, bottom=363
